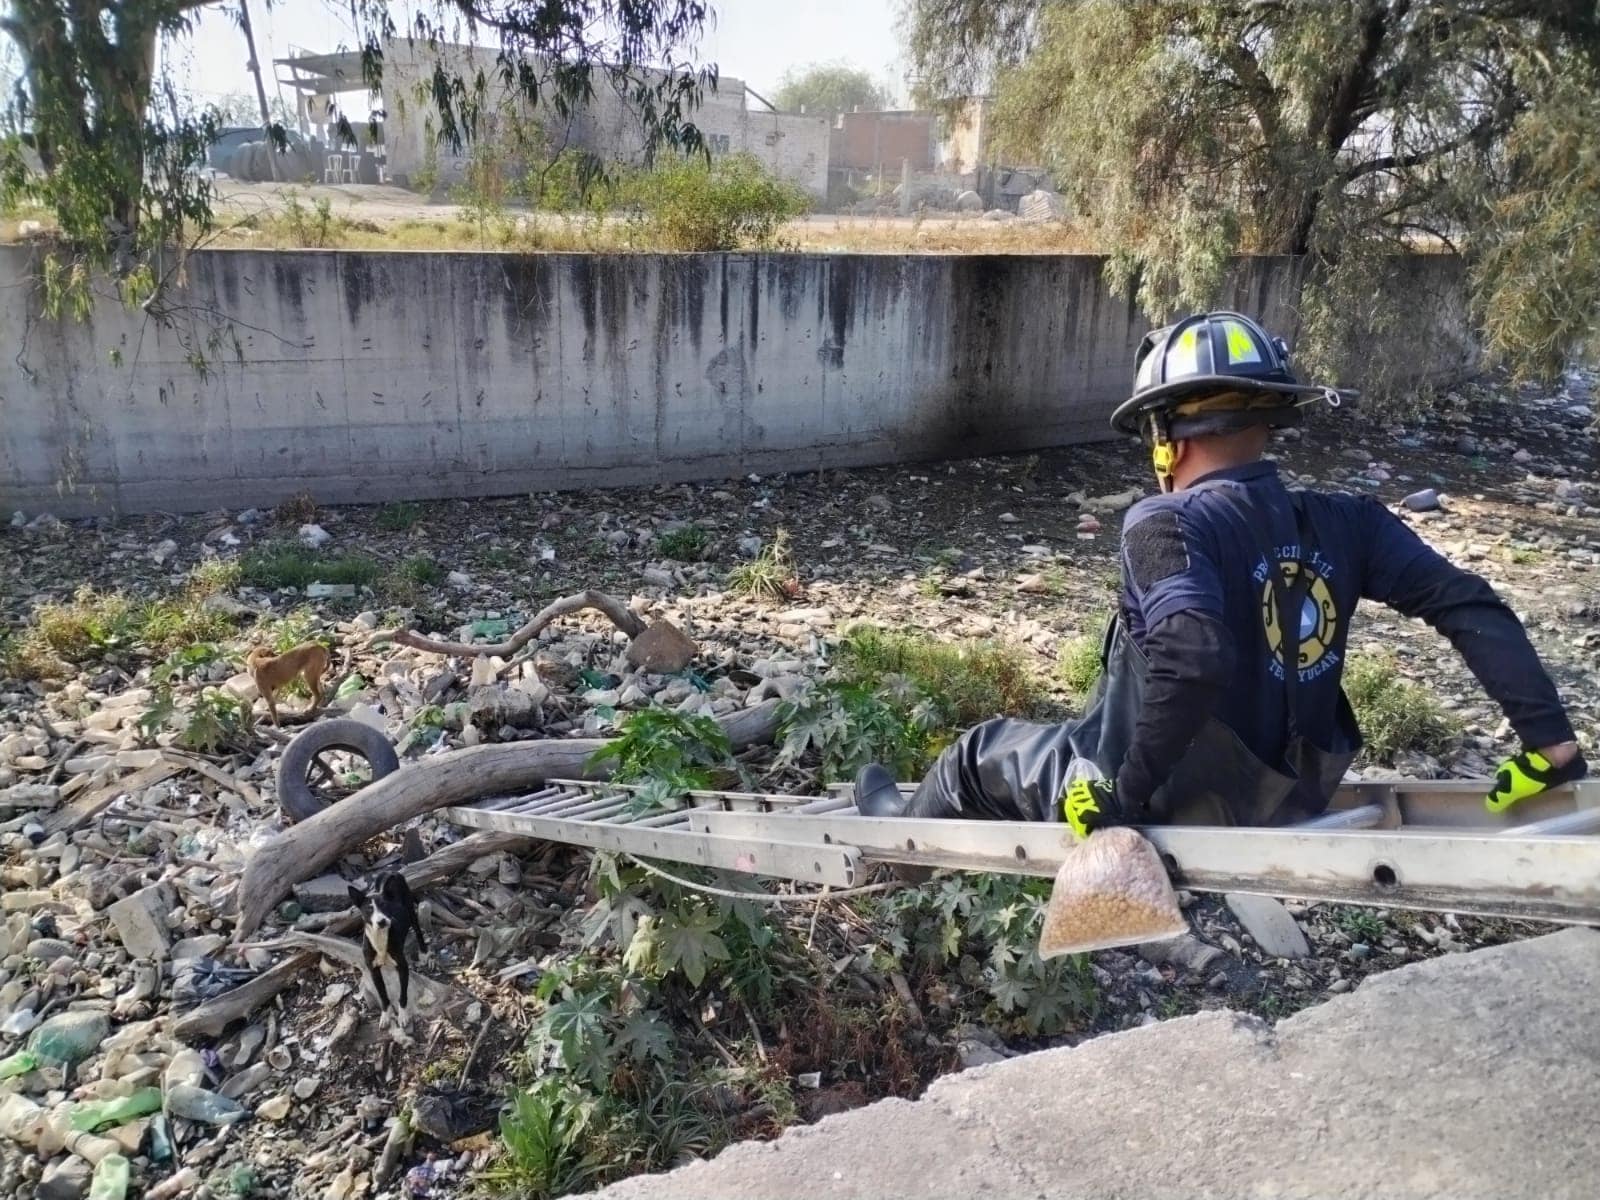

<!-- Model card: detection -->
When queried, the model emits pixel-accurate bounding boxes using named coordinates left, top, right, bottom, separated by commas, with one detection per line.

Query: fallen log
left=233, top=699, right=783, bottom=937
left=380, top=588, right=646, bottom=658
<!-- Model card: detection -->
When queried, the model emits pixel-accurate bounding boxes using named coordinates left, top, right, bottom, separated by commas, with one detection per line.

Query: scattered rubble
left=0, top=369, right=1594, bottom=1197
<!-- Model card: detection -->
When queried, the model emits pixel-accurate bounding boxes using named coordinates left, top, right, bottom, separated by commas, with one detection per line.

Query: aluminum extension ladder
left=441, top=777, right=1600, bottom=925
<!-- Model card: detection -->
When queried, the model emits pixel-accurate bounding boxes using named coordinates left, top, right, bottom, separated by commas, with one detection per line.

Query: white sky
left=176, top=0, right=908, bottom=117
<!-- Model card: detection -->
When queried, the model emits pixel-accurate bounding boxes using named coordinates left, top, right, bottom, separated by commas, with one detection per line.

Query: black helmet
left=1110, top=311, right=1334, bottom=438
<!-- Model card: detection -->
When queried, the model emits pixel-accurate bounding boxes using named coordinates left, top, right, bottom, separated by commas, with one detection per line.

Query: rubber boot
left=853, top=763, right=908, bottom=817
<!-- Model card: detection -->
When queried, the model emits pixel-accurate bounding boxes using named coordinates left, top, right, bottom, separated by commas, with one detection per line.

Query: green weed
left=29, top=587, right=136, bottom=660
left=726, top=529, right=797, bottom=601
left=1343, top=651, right=1462, bottom=763
left=776, top=679, right=942, bottom=783
left=1057, top=630, right=1106, bottom=701
left=399, top=555, right=446, bottom=585
left=375, top=501, right=424, bottom=532
left=623, top=153, right=808, bottom=251
left=836, top=625, right=1042, bottom=726
left=587, top=707, right=735, bottom=797
left=879, top=873, right=1100, bottom=1037
left=487, top=1079, right=598, bottom=1199
left=239, top=542, right=379, bottom=590
left=1335, top=906, right=1386, bottom=943
left=656, top=524, right=711, bottom=562
left=257, top=608, right=325, bottom=654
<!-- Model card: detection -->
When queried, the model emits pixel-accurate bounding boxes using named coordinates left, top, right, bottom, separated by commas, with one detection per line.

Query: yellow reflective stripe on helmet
left=1167, top=326, right=1200, bottom=377
left=1223, top=320, right=1262, bottom=364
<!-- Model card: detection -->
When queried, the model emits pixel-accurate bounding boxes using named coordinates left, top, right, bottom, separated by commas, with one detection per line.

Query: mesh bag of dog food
left=1038, top=826, right=1188, bottom=957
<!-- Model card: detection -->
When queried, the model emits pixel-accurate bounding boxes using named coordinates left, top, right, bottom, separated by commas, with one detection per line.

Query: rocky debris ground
left=0, top=370, right=1595, bottom=1199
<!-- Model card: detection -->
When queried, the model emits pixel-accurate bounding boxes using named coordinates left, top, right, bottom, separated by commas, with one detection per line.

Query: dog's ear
left=379, top=872, right=411, bottom=904
left=347, top=884, right=368, bottom=909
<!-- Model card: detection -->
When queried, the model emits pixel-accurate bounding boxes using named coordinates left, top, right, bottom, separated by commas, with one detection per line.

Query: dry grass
left=4, top=194, right=1102, bottom=256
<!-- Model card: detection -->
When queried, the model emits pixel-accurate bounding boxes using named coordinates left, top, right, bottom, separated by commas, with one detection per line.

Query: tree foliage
left=774, top=61, right=889, bottom=117
left=1, top=0, right=715, bottom=302
left=906, top=0, right=1600, bottom=394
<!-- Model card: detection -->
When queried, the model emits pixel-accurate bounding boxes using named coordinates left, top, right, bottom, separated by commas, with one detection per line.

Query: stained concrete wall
left=0, top=248, right=1473, bottom=517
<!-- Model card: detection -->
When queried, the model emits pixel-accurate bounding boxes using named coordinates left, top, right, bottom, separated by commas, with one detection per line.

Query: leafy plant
left=656, top=524, right=711, bottom=562
left=258, top=608, right=324, bottom=654
left=879, top=873, right=1099, bottom=1036
left=624, top=904, right=731, bottom=988
left=1342, top=651, right=1462, bottom=764
left=727, top=529, right=797, bottom=600
left=1335, top=906, right=1386, bottom=944
left=488, top=1078, right=598, bottom=1199
left=776, top=678, right=942, bottom=783
left=624, top=153, right=808, bottom=251
left=587, top=707, right=735, bottom=792
left=151, top=642, right=223, bottom=684
left=140, top=683, right=255, bottom=755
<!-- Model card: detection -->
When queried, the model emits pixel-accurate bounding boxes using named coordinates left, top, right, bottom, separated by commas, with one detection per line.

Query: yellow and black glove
left=1061, top=777, right=1122, bottom=840
left=1485, top=749, right=1588, bottom=814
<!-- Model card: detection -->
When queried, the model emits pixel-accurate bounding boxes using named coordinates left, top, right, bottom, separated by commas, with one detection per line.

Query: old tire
left=277, top=718, right=400, bottom=824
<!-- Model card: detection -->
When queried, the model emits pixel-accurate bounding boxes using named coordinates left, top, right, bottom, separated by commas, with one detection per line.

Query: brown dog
left=245, top=642, right=331, bottom=724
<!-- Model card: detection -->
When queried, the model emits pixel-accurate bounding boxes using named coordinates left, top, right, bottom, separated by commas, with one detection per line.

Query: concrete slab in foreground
left=595, top=928, right=1600, bottom=1200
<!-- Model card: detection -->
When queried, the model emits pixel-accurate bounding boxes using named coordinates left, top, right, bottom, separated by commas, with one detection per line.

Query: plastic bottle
left=87, top=1153, right=130, bottom=1200
left=70, top=1087, right=163, bottom=1132
left=28, top=1011, right=110, bottom=1068
left=163, top=1083, right=247, bottom=1126
left=0, top=1048, right=39, bottom=1080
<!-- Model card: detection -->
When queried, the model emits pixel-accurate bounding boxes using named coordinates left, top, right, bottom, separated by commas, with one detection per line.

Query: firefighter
left=854, top=311, right=1586, bottom=835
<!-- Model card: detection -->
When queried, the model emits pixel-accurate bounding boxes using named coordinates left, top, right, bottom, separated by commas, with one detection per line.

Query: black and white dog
left=348, top=872, right=425, bottom=1033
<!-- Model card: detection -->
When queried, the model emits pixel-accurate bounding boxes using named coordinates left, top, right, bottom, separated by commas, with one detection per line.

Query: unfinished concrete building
left=277, top=40, right=830, bottom=199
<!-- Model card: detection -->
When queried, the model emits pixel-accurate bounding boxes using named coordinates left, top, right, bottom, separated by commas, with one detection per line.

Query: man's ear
left=347, top=884, right=367, bottom=908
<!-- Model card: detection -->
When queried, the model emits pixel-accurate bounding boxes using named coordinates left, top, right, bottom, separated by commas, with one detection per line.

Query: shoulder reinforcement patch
left=1123, top=510, right=1190, bottom=591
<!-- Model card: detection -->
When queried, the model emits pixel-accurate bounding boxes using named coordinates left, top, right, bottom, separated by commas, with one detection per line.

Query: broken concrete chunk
left=1225, top=893, right=1311, bottom=959
left=466, top=684, right=541, bottom=729
left=293, top=874, right=356, bottom=914
left=37, top=1155, right=93, bottom=1200
left=107, top=882, right=175, bottom=961
left=625, top=620, right=697, bottom=674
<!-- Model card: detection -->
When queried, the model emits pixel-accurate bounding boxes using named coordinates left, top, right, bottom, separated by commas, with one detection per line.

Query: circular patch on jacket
left=1260, top=561, right=1338, bottom=670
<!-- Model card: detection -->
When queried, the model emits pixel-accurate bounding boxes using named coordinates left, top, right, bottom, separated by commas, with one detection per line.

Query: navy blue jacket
left=1114, top=460, right=1573, bottom=808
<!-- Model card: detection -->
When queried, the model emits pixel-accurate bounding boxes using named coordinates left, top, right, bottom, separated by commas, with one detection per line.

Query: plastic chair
left=341, top=154, right=358, bottom=184
left=323, top=154, right=342, bottom=184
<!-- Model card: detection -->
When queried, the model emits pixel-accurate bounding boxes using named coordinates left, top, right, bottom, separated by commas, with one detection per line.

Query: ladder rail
left=442, top=778, right=1600, bottom=924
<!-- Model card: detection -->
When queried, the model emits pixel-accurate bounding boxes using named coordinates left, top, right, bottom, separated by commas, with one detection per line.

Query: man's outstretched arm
left=1359, top=499, right=1583, bottom=801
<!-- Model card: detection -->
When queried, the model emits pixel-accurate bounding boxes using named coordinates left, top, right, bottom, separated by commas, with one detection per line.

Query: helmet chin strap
left=1149, top=415, right=1176, bottom=493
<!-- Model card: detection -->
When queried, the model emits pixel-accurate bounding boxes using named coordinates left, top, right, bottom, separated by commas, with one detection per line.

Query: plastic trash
left=224, top=1163, right=258, bottom=1196
left=1039, top=826, right=1189, bottom=957
left=164, top=1083, right=247, bottom=1126
left=87, top=1154, right=130, bottom=1200
left=71, top=1087, right=163, bottom=1132
left=147, top=1113, right=174, bottom=1162
left=471, top=618, right=511, bottom=640
left=29, top=1010, right=110, bottom=1068
left=0, top=1049, right=38, bottom=1080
